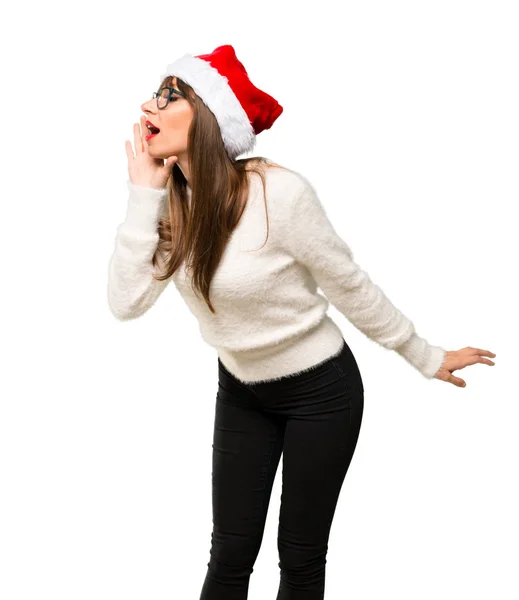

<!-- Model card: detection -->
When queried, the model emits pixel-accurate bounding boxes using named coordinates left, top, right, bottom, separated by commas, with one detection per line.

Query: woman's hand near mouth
left=125, top=116, right=178, bottom=190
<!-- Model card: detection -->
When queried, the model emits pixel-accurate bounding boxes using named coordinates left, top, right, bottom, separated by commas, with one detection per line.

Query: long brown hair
left=152, top=75, right=287, bottom=314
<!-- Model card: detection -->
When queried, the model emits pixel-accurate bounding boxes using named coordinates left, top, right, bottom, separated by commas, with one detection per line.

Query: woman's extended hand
left=433, top=347, right=496, bottom=387
left=125, top=116, right=178, bottom=190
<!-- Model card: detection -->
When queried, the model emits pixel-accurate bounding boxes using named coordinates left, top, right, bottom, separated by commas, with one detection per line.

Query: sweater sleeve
left=277, top=180, right=446, bottom=379
left=107, top=181, right=171, bottom=321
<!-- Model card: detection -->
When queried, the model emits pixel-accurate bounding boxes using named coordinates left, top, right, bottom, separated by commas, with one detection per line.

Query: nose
left=140, top=98, right=155, bottom=113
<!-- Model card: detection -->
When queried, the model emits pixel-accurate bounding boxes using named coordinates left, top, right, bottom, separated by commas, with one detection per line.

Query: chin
left=149, top=144, right=181, bottom=160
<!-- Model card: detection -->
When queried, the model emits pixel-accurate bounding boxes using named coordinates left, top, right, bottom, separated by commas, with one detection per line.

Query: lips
left=145, top=120, right=160, bottom=134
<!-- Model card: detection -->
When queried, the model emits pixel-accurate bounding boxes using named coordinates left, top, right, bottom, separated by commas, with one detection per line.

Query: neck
left=176, top=154, right=191, bottom=188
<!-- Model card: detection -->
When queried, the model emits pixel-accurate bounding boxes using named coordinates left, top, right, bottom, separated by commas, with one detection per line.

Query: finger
left=142, top=127, right=149, bottom=153
left=141, top=116, right=150, bottom=150
left=465, top=355, right=496, bottom=367
left=140, top=116, right=148, bottom=152
left=134, top=123, right=143, bottom=155
left=165, top=155, right=178, bottom=170
left=477, top=358, right=495, bottom=366
left=160, top=156, right=177, bottom=181
left=466, top=347, right=496, bottom=358
left=457, top=353, right=493, bottom=369
left=476, top=349, right=497, bottom=358
left=448, top=374, right=466, bottom=388
left=125, top=140, right=134, bottom=161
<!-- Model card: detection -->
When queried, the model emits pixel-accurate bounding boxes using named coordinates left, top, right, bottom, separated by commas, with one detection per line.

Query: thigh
left=212, top=364, right=286, bottom=553
left=277, top=342, right=364, bottom=544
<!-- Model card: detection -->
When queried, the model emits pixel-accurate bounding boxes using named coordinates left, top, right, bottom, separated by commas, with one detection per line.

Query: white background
left=1, top=0, right=517, bottom=598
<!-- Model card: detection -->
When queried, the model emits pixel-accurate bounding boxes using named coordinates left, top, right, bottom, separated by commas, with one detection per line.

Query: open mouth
left=145, top=120, right=160, bottom=135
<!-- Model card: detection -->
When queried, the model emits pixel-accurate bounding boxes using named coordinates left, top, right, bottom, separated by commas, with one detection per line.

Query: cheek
left=165, top=113, right=191, bottom=135
left=179, top=105, right=194, bottom=130
left=161, top=105, right=193, bottom=139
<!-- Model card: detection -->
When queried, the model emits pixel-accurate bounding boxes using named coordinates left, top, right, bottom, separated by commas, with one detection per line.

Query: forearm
left=107, top=182, right=170, bottom=320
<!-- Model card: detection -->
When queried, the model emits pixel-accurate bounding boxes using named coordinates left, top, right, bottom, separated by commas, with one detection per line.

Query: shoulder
left=258, top=162, right=315, bottom=219
left=243, top=157, right=313, bottom=195
left=244, top=158, right=323, bottom=222
left=247, top=163, right=326, bottom=248
left=263, top=162, right=310, bottom=194
left=261, top=163, right=325, bottom=224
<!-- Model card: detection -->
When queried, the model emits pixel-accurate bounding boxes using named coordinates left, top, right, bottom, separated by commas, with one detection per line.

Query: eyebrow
left=159, top=85, right=180, bottom=93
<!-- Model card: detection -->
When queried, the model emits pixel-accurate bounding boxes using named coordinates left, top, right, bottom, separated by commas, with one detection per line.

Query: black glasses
left=152, top=87, right=187, bottom=109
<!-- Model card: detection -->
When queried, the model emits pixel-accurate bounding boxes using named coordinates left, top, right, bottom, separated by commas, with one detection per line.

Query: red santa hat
left=160, top=44, right=283, bottom=160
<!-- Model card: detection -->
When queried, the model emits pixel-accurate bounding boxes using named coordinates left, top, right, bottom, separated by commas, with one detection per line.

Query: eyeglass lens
left=156, top=88, right=170, bottom=109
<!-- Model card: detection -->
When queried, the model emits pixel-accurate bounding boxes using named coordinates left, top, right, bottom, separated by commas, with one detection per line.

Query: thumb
left=448, top=374, right=467, bottom=388
left=158, top=156, right=178, bottom=186
left=164, top=155, right=178, bottom=172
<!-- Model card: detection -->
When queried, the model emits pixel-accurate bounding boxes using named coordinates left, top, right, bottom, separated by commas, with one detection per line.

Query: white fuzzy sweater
left=107, top=166, right=446, bottom=383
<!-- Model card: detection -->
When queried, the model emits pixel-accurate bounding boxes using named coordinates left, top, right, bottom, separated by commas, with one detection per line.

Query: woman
left=107, top=44, right=496, bottom=600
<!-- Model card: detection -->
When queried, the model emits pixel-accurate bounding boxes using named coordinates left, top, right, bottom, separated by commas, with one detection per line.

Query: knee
left=207, top=529, right=262, bottom=575
left=278, top=538, right=328, bottom=585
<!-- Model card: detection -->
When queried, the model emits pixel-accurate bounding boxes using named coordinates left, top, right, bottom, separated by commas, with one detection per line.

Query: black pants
left=199, top=338, right=364, bottom=600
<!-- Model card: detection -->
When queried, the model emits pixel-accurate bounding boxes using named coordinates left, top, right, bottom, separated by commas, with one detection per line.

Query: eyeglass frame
left=152, top=87, right=188, bottom=110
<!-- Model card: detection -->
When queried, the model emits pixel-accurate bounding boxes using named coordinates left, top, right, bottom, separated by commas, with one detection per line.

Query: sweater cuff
left=124, top=180, right=168, bottom=234
left=394, top=332, right=447, bottom=379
